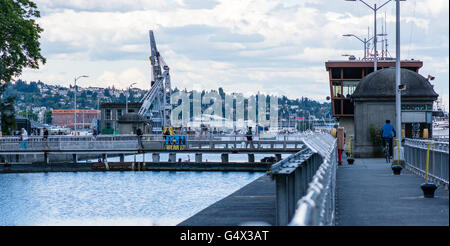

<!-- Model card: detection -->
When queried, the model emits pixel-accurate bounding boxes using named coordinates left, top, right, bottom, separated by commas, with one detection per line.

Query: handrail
left=270, top=133, right=337, bottom=226
left=403, top=138, right=449, bottom=187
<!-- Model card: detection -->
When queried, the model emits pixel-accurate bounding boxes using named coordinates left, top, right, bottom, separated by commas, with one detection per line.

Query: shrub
left=369, top=124, right=383, bottom=153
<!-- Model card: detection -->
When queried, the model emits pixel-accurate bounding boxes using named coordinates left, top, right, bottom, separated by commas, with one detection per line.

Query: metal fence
left=0, top=134, right=305, bottom=152
left=404, top=138, right=449, bottom=187
left=270, top=133, right=337, bottom=226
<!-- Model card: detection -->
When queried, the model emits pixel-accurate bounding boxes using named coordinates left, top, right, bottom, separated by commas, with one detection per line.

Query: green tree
left=44, top=109, right=52, bottom=124
left=18, top=110, right=37, bottom=121
left=1, top=0, right=46, bottom=135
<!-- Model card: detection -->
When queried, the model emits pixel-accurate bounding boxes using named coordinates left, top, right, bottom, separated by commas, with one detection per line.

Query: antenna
left=384, top=11, right=388, bottom=58
left=381, top=16, right=386, bottom=60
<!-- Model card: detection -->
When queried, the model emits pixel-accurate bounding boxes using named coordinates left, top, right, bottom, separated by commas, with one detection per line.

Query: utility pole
left=73, top=75, right=88, bottom=134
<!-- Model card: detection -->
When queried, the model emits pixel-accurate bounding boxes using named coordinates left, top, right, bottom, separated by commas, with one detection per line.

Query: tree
left=44, top=109, right=52, bottom=124
left=1, top=0, right=46, bottom=134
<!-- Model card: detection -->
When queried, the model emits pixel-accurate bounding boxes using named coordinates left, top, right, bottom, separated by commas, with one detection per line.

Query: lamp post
left=342, top=33, right=385, bottom=60
left=345, top=0, right=400, bottom=71
left=395, top=0, right=402, bottom=159
left=73, top=75, right=88, bottom=134
left=125, top=82, right=137, bottom=114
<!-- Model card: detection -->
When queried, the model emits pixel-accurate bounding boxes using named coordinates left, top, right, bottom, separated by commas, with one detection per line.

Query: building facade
left=324, top=59, right=423, bottom=137
left=52, top=109, right=100, bottom=129
left=352, top=68, right=438, bottom=157
left=100, top=102, right=148, bottom=134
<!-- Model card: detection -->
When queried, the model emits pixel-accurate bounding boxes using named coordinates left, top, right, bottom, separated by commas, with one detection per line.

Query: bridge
left=0, top=134, right=305, bottom=167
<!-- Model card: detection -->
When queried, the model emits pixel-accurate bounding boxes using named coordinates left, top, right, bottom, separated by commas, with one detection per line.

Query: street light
left=395, top=0, right=402, bottom=161
left=125, top=82, right=137, bottom=114
left=342, top=33, right=384, bottom=60
left=73, top=75, right=88, bottom=134
left=345, top=0, right=405, bottom=71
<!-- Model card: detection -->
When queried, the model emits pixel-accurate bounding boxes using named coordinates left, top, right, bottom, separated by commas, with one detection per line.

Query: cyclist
left=381, top=120, right=396, bottom=158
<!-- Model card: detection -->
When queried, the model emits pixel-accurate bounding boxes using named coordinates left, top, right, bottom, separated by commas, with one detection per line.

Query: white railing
left=403, top=138, right=449, bottom=187
left=270, top=133, right=337, bottom=226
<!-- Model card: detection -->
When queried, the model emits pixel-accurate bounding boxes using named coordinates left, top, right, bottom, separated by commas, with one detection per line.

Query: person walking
left=19, top=128, right=28, bottom=150
left=92, top=128, right=98, bottom=140
left=246, top=126, right=254, bottom=148
left=136, top=127, right=143, bottom=149
left=43, top=128, right=49, bottom=148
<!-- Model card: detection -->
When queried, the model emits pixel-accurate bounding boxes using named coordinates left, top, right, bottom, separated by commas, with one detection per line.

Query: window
left=106, top=122, right=112, bottom=129
left=343, top=81, right=359, bottom=98
left=331, top=68, right=341, bottom=79
left=105, top=109, right=111, bottom=120
left=117, top=109, right=123, bottom=118
left=343, top=100, right=354, bottom=115
left=343, top=68, right=362, bottom=79
left=332, top=81, right=342, bottom=98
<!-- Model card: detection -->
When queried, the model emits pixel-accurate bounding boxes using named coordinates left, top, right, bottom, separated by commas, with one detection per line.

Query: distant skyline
left=18, top=0, right=449, bottom=109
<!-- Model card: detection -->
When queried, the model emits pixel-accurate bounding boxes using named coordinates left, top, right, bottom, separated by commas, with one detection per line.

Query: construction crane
left=138, top=30, right=172, bottom=133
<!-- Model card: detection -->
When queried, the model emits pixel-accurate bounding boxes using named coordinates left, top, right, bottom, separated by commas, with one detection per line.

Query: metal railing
left=403, top=138, right=449, bottom=187
left=0, top=134, right=304, bottom=153
left=0, top=133, right=306, bottom=142
left=270, top=133, right=337, bottom=226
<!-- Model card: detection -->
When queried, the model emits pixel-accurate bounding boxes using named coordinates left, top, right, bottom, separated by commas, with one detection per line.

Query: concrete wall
left=0, top=153, right=109, bottom=164
left=338, top=116, right=355, bottom=137
left=354, top=101, right=396, bottom=158
left=354, top=99, right=435, bottom=158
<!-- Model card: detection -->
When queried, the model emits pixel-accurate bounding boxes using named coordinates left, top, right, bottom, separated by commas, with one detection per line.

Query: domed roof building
left=352, top=67, right=438, bottom=100
left=351, top=68, right=438, bottom=157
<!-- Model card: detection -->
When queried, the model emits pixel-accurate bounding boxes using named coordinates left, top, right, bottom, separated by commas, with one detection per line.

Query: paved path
left=178, top=174, right=276, bottom=226
left=336, top=158, right=449, bottom=226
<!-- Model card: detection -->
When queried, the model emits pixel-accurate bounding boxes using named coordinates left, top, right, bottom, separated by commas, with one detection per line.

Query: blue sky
left=19, top=0, right=449, bottom=108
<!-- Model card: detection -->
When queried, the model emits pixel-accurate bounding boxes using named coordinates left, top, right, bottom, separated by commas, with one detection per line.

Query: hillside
left=3, top=80, right=332, bottom=124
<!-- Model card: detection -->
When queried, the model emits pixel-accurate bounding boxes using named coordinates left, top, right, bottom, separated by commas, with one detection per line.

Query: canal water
left=0, top=171, right=263, bottom=226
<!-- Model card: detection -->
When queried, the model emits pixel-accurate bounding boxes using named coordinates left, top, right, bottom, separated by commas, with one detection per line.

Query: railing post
left=221, top=153, right=229, bottom=163
left=195, top=153, right=202, bottom=163
left=287, top=173, right=296, bottom=220
left=294, top=166, right=304, bottom=202
left=275, top=175, right=288, bottom=226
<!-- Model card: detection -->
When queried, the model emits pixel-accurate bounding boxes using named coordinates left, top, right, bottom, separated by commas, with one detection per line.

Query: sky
left=18, top=0, right=449, bottom=108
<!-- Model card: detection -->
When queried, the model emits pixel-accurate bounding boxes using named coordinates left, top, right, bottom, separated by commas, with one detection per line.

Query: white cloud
left=97, top=68, right=148, bottom=89
left=15, top=0, right=447, bottom=105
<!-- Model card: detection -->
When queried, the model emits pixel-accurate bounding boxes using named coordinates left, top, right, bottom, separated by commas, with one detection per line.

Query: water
left=0, top=171, right=263, bottom=226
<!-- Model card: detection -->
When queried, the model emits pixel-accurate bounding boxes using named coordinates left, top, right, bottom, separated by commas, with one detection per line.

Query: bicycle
left=383, top=138, right=391, bottom=163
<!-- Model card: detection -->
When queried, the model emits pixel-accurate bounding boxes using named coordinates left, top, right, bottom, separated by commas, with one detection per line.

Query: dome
left=352, top=67, right=438, bottom=99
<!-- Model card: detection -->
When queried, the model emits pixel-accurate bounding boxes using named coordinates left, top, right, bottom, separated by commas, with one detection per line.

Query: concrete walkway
left=336, top=158, right=449, bottom=226
left=178, top=174, right=276, bottom=226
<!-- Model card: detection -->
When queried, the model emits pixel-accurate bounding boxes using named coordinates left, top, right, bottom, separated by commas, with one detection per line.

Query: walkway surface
left=336, top=158, right=449, bottom=226
left=178, top=174, right=276, bottom=226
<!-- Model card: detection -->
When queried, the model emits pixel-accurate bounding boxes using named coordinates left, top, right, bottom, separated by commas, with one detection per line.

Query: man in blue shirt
left=381, top=120, right=396, bottom=157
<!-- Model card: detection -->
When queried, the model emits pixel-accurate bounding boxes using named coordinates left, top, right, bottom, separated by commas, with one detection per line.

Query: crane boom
left=138, top=30, right=172, bottom=133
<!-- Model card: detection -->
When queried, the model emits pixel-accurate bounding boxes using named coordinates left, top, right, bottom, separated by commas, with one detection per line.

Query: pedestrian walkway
left=336, top=158, right=449, bottom=226
left=178, top=174, right=275, bottom=226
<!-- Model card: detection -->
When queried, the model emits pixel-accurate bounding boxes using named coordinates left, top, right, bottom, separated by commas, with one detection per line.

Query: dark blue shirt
left=381, top=123, right=396, bottom=138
